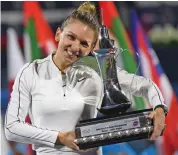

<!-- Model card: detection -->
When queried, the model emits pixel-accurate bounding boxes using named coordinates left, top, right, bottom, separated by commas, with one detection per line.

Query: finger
left=149, top=119, right=158, bottom=140
left=72, top=143, right=80, bottom=151
left=149, top=130, right=156, bottom=140
left=148, top=111, right=155, bottom=119
left=79, top=149, right=88, bottom=152
left=155, top=119, right=165, bottom=132
left=150, top=127, right=161, bottom=140
left=150, top=130, right=159, bottom=140
left=150, top=123, right=164, bottom=140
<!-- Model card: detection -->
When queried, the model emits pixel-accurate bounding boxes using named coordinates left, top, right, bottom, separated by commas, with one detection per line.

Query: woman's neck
left=52, top=53, right=69, bottom=73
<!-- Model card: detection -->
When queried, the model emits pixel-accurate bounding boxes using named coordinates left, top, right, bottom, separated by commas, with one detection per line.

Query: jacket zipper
left=62, top=72, right=67, bottom=97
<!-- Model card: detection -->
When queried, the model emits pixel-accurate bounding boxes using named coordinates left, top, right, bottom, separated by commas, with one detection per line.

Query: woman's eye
left=67, top=35, right=75, bottom=40
left=81, top=42, right=88, bottom=48
left=81, top=44, right=87, bottom=48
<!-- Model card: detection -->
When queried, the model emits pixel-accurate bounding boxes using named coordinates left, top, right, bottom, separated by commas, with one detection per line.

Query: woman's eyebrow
left=68, top=31, right=77, bottom=37
left=68, top=31, right=91, bottom=44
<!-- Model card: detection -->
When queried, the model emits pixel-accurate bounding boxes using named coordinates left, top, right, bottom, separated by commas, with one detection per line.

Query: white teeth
left=67, top=50, right=76, bottom=58
left=67, top=51, right=73, bottom=56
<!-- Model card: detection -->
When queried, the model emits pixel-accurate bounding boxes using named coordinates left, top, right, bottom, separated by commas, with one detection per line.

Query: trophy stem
left=92, top=49, right=131, bottom=116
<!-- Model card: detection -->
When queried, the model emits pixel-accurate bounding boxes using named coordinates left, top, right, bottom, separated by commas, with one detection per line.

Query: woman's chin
left=65, top=57, right=77, bottom=65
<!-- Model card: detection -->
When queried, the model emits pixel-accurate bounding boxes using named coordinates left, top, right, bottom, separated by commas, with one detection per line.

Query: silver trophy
left=74, top=10, right=154, bottom=149
left=92, top=25, right=131, bottom=116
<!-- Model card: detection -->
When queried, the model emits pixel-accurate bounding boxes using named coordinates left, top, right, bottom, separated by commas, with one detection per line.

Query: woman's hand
left=56, top=131, right=80, bottom=151
left=148, top=107, right=166, bottom=140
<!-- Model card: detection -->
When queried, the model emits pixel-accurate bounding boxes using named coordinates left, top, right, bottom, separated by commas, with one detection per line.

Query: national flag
left=131, top=10, right=178, bottom=155
left=7, top=28, right=28, bottom=154
left=23, top=1, right=56, bottom=61
left=7, top=28, right=25, bottom=96
left=23, top=2, right=57, bottom=154
left=99, top=1, right=147, bottom=110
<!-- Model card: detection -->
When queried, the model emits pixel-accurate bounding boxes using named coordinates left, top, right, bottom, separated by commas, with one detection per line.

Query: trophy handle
left=116, top=48, right=142, bottom=103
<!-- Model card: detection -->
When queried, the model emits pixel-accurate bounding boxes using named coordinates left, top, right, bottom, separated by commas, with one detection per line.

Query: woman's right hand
left=56, top=131, right=80, bottom=151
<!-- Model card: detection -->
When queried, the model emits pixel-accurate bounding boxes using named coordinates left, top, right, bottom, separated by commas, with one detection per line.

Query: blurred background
left=1, top=1, right=178, bottom=155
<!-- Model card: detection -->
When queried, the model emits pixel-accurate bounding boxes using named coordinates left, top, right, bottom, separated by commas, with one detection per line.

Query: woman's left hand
left=148, top=107, right=166, bottom=140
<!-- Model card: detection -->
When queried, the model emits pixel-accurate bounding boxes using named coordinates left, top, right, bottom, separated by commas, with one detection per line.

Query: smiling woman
left=53, top=2, right=99, bottom=72
left=53, top=21, right=96, bottom=70
left=4, top=2, right=103, bottom=155
left=4, top=1, right=168, bottom=155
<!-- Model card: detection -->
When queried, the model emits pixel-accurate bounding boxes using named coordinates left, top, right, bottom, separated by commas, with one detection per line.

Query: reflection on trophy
left=93, top=40, right=131, bottom=115
left=74, top=12, right=154, bottom=150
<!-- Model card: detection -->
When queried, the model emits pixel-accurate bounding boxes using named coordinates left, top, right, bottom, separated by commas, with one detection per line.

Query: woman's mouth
left=65, top=50, right=77, bottom=60
left=67, top=50, right=73, bottom=56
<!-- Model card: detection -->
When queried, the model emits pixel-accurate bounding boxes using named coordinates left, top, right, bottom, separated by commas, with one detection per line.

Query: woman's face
left=55, top=20, right=96, bottom=66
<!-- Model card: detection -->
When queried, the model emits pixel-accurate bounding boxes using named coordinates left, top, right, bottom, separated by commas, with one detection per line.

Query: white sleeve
left=117, top=67, right=167, bottom=109
left=4, top=63, right=59, bottom=147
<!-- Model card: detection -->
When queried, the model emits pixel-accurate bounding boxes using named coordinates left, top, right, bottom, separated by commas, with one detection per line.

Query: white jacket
left=4, top=53, right=166, bottom=155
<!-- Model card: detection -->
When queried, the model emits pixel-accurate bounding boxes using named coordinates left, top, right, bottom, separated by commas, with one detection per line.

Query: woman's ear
left=55, top=28, right=61, bottom=42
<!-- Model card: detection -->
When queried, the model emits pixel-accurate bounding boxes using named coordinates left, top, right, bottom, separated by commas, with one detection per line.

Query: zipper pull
left=62, top=72, right=67, bottom=97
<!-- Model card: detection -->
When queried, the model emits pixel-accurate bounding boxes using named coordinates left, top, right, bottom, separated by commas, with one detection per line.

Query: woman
left=5, top=2, right=167, bottom=155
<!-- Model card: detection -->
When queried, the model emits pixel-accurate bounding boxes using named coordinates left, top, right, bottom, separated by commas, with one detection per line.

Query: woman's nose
left=72, top=41, right=80, bottom=53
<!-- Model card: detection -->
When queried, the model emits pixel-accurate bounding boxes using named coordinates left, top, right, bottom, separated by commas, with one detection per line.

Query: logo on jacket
left=77, top=77, right=87, bottom=82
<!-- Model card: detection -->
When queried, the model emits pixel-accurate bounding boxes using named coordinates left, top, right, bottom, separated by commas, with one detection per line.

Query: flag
left=23, top=1, right=56, bottom=61
left=7, top=28, right=28, bottom=154
left=99, top=1, right=146, bottom=110
left=131, top=10, right=178, bottom=155
left=7, top=28, right=25, bottom=95
left=23, top=2, right=57, bottom=154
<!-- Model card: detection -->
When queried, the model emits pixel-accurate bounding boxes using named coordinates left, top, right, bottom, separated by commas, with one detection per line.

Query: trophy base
left=75, top=109, right=153, bottom=149
left=76, top=131, right=152, bottom=150
left=98, top=102, right=131, bottom=116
